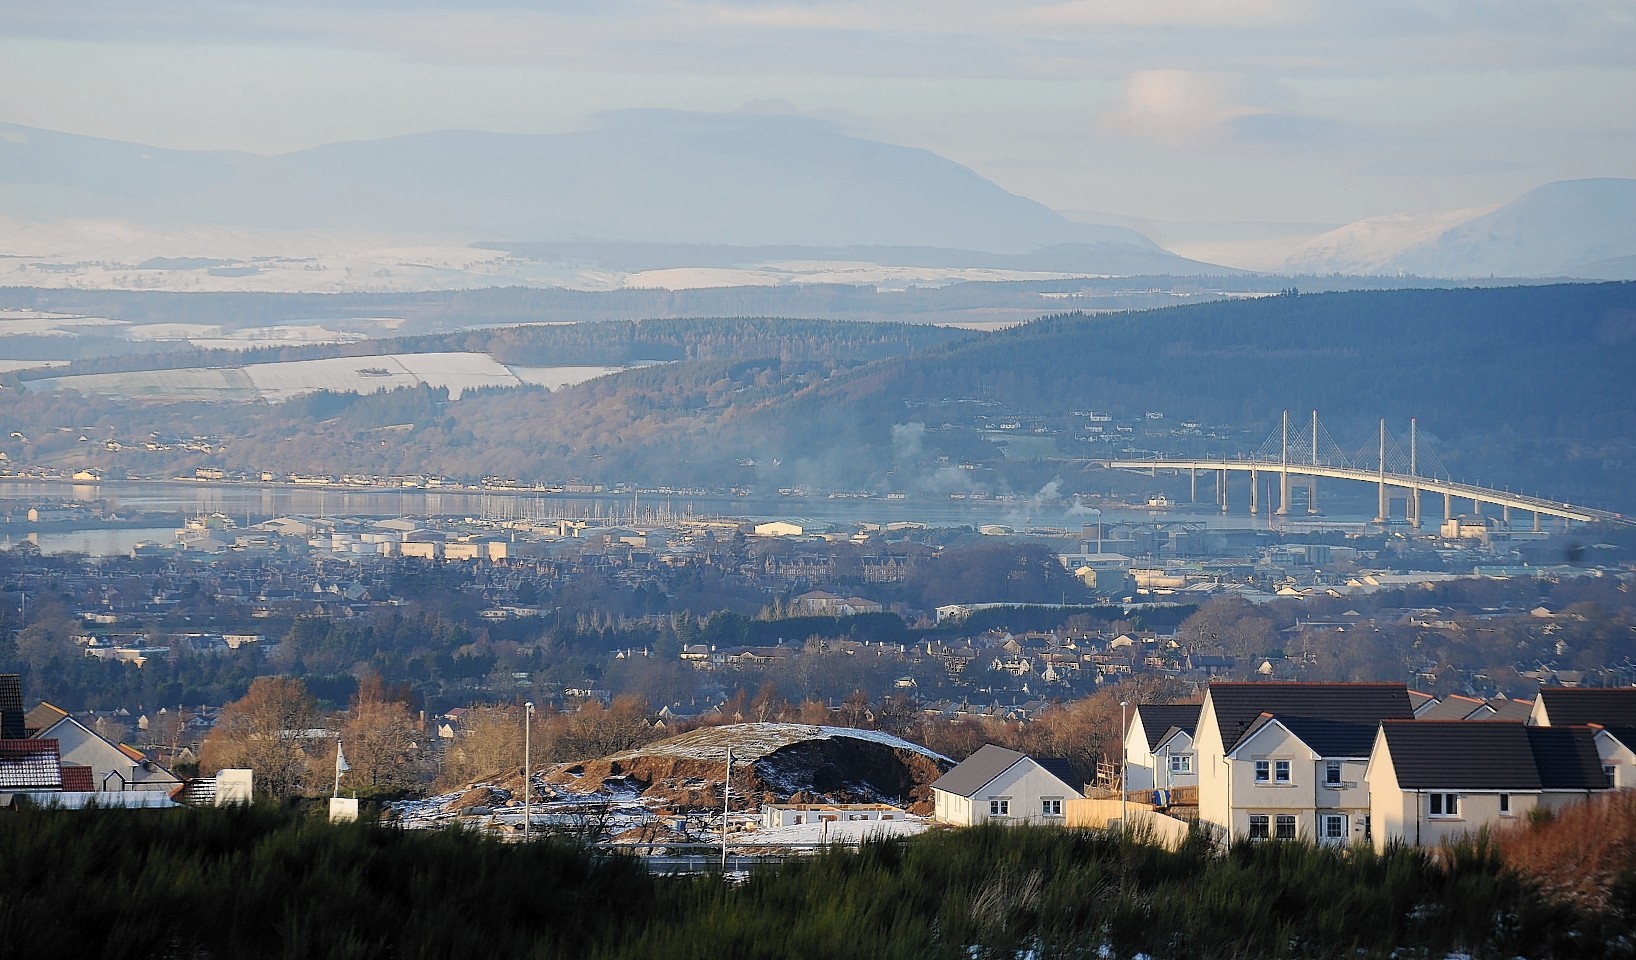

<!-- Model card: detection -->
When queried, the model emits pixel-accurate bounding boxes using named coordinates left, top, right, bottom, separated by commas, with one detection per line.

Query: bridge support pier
left=1220, top=469, right=1229, bottom=513
left=1444, top=492, right=1452, bottom=522
left=1250, top=467, right=1258, bottom=516
left=1308, top=477, right=1319, bottom=515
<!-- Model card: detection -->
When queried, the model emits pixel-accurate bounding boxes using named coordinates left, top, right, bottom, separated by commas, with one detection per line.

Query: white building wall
left=1194, top=696, right=1232, bottom=838
left=1595, top=732, right=1635, bottom=789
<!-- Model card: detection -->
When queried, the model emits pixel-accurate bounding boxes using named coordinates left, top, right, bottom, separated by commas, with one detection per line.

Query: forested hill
left=4, top=283, right=1631, bottom=510
left=718, top=282, right=1636, bottom=507
left=24, top=316, right=975, bottom=380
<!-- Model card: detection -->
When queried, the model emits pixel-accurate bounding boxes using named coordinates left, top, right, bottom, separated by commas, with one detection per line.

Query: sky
left=3, top=0, right=1634, bottom=225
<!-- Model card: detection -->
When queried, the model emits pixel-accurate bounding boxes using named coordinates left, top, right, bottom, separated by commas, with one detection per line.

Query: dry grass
left=1495, top=790, right=1636, bottom=917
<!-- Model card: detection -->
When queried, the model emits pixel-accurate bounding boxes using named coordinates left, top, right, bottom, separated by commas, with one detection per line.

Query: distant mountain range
left=0, top=113, right=1220, bottom=275
left=1, top=115, right=1632, bottom=285
left=1277, top=179, right=1636, bottom=279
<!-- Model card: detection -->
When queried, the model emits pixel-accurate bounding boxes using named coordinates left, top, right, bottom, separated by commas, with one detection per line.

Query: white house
left=1529, top=687, right=1636, bottom=728
left=1366, top=720, right=1611, bottom=850
left=930, top=744, right=1083, bottom=826
left=1194, top=682, right=1413, bottom=844
left=1592, top=727, right=1636, bottom=789
left=1124, top=703, right=1201, bottom=794
left=1529, top=687, right=1636, bottom=787
left=24, top=702, right=180, bottom=793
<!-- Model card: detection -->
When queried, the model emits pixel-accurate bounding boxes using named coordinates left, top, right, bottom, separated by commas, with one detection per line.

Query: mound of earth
left=545, top=723, right=952, bottom=815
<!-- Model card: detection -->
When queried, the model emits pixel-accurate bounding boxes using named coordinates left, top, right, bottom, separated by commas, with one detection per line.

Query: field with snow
left=0, top=216, right=1086, bottom=294
left=25, top=352, right=633, bottom=402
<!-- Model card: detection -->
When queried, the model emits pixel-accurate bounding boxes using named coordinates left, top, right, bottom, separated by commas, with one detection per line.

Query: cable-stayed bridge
left=1100, top=411, right=1630, bottom=528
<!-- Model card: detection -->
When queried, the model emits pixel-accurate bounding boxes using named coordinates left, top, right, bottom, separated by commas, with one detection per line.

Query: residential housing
left=1193, top=682, right=1414, bottom=844
left=25, top=701, right=181, bottom=793
left=1365, top=721, right=1611, bottom=850
left=930, top=743, right=1083, bottom=826
left=1528, top=686, right=1636, bottom=790
left=1124, top=702, right=1201, bottom=794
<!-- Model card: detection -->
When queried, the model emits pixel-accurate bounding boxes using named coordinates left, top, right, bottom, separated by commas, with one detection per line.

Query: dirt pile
left=543, top=723, right=951, bottom=814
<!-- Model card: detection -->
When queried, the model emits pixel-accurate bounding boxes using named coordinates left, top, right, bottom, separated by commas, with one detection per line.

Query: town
left=3, top=475, right=1632, bottom=849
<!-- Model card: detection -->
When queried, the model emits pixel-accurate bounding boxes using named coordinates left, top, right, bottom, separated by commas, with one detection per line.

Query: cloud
left=1099, top=70, right=1267, bottom=148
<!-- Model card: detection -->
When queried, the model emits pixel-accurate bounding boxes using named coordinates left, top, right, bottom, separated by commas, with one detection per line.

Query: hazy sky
left=4, top=0, right=1634, bottom=224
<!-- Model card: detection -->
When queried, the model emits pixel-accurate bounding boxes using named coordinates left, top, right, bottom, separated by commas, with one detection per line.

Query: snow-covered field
left=0, top=309, right=127, bottom=336
left=0, top=215, right=1082, bottom=293
left=25, top=352, right=632, bottom=402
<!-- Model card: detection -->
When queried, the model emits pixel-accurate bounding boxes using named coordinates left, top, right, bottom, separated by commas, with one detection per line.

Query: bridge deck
left=1099, top=459, right=1626, bottom=525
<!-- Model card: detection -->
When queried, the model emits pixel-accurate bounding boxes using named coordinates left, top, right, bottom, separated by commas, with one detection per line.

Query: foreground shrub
left=1, top=808, right=1622, bottom=959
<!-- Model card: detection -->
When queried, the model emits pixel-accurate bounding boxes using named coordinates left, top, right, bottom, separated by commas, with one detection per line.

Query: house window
left=1498, top=794, right=1511, bottom=816
left=1274, top=760, right=1291, bottom=784
left=1428, top=793, right=1460, bottom=818
left=1255, top=760, right=1271, bottom=783
left=1325, top=761, right=1343, bottom=786
left=1248, top=814, right=1270, bottom=839
left=1322, top=814, right=1347, bottom=841
left=989, top=799, right=1010, bottom=818
left=1042, top=798, right=1062, bottom=817
left=1275, top=815, right=1297, bottom=840
left=1169, top=754, right=1192, bottom=774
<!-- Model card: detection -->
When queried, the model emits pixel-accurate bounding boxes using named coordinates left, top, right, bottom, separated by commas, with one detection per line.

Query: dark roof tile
left=1380, top=721, right=1610, bottom=792
left=1135, top=704, right=1201, bottom=751
left=0, top=674, right=24, bottom=740
left=1537, top=688, right=1636, bottom=727
left=1526, top=726, right=1612, bottom=790
left=1380, top=722, right=1543, bottom=790
left=930, top=744, right=1079, bottom=798
left=931, top=744, right=1027, bottom=798
left=1210, top=682, right=1412, bottom=757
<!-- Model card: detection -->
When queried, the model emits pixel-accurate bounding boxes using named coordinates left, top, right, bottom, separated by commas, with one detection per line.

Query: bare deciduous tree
left=336, top=676, right=426, bottom=795
left=199, top=677, right=322, bottom=797
left=437, top=703, right=525, bottom=790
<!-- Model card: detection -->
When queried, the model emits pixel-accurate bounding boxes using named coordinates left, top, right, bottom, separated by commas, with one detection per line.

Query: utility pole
left=721, top=746, right=733, bottom=873
left=523, top=701, right=534, bottom=841
left=1119, top=701, right=1129, bottom=831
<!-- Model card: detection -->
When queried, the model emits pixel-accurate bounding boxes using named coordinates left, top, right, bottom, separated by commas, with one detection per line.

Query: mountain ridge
left=0, top=114, right=1179, bottom=259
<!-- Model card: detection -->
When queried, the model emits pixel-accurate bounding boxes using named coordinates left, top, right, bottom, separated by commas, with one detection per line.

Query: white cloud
left=1100, top=70, right=1267, bottom=148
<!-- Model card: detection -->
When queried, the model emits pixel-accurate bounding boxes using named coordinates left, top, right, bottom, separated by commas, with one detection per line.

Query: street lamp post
left=523, top=701, right=535, bottom=841
left=721, top=746, right=733, bottom=873
left=1119, top=700, right=1128, bottom=832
